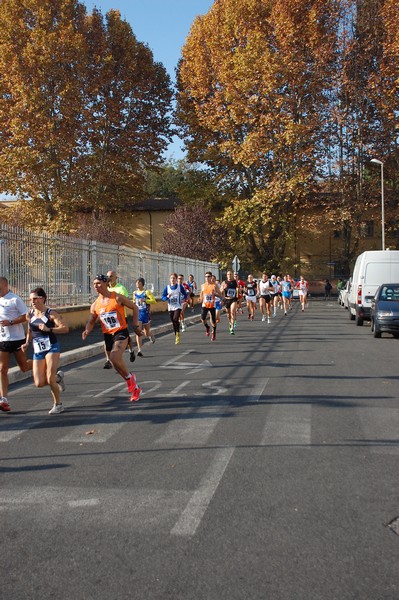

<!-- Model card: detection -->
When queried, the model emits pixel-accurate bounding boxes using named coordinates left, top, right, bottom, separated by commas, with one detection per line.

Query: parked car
left=348, top=250, right=399, bottom=325
left=370, top=284, right=399, bottom=338
left=339, top=279, right=351, bottom=309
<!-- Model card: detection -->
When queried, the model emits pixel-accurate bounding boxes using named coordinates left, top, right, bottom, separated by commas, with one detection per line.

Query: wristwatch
left=9, top=320, right=14, bottom=325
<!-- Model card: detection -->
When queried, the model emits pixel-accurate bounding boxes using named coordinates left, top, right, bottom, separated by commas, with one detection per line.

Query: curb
left=8, top=314, right=201, bottom=386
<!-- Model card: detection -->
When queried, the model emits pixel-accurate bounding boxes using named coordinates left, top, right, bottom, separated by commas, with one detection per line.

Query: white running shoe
left=150, top=335, right=156, bottom=344
left=181, top=321, right=186, bottom=332
left=49, top=403, right=64, bottom=415
left=262, top=315, right=266, bottom=322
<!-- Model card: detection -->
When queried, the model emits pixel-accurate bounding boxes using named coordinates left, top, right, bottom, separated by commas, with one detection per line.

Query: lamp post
left=370, top=158, right=385, bottom=251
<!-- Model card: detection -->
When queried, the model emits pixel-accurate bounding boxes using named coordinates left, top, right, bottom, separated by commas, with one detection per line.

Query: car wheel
left=349, top=310, right=355, bottom=321
left=373, top=327, right=381, bottom=338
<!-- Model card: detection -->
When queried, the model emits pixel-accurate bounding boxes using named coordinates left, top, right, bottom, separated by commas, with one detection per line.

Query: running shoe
left=248, top=315, right=251, bottom=319
left=267, top=318, right=271, bottom=323
left=181, top=321, right=186, bottom=332
left=150, top=335, right=156, bottom=343
left=262, top=315, right=266, bottom=322
left=103, top=360, right=112, bottom=369
left=205, top=324, right=210, bottom=337
left=56, top=370, right=65, bottom=392
left=211, top=332, right=216, bottom=341
left=175, top=332, right=181, bottom=345
left=130, top=386, right=142, bottom=402
left=229, top=327, right=235, bottom=335
left=137, top=351, right=143, bottom=357
left=129, top=350, right=136, bottom=362
left=49, top=403, right=64, bottom=415
left=126, top=373, right=137, bottom=393
left=234, top=320, right=237, bottom=328
left=0, top=397, right=10, bottom=412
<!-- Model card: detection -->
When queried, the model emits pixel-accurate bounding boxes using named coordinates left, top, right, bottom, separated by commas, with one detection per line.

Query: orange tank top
left=94, top=293, right=127, bottom=334
left=202, top=283, right=215, bottom=308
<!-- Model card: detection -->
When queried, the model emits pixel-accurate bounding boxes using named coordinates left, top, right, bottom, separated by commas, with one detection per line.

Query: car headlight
left=377, top=310, right=393, bottom=317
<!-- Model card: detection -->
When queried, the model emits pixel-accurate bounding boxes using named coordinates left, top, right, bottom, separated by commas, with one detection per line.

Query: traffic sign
left=232, top=255, right=240, bottom=273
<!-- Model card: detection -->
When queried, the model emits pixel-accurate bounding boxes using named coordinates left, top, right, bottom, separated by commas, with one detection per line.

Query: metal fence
left=0, top=224, right=219, bottom=306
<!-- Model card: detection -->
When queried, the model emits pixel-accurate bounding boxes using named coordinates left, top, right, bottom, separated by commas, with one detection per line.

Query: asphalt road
left=1, top=299, right=399, bottom=600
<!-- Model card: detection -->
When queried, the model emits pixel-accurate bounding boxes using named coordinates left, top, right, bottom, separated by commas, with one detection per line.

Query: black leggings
left=169, top=309, right=182, bottom=333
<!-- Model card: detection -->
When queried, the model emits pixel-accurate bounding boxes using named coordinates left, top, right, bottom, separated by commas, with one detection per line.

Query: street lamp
left=370, top=158, right=385, bottom=251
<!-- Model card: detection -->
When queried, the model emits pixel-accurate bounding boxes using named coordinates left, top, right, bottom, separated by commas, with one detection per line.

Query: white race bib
left=100, top=311, right=121, bottom=330
left=33, top=336, right=51, bottom=354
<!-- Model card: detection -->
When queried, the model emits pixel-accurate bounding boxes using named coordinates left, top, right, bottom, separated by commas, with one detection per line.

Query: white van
left=348, top=250, right=399, bottom=325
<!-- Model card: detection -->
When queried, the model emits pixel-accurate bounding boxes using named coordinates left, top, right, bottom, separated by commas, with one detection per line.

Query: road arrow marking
left=161, top=350, right=212, bottom=374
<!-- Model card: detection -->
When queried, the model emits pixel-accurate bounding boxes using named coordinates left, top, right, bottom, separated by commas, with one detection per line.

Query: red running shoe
left=0, top=398, right=10, bottom=411
left=130, top=386, right=142, bottom=402
left=205, top=325, right=210, bottom=337
left=126, top=374, right=137, bottom=393
left=211, top=332, right=216, bottom=341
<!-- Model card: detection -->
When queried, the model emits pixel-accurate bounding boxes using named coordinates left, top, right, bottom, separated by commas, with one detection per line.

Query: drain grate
left=387, top=517, right=399, bottom=536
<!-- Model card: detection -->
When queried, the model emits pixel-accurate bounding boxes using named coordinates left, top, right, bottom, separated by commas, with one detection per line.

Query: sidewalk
left=8, top=307, right=201, bottom=385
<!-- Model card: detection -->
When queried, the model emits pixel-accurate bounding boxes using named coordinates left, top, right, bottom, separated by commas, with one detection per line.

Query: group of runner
left=0, top=270, right=309, bottom=415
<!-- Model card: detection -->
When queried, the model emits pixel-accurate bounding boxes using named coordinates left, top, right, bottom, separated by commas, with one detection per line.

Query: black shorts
left=103, top=328, right=130, bottom=352
left=260, top=294, right=271, bottom=303
left=224, top=298, right=237, bottom=309
left=0, top=338, right=26, bottom=353
left=201, top=307, right=216, bottom=321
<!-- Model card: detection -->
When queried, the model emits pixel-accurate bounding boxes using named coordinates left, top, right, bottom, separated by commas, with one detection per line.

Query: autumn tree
left=0, top=0, right=173, bottom=232
left=177, top=0, right=341, bottom=272
left=319, top=0, right=399, bottom=273
left=159, top=205, right=225, bottom=261
left=146, top=160, right=231, bottom=211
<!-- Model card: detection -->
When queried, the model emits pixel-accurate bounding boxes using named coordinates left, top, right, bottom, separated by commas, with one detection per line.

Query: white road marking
left=155, top=400, right=229, bottom=447
left=171, top=446, right=234, bottom=537
left=0, top=400, right=81, bottom=442
left=261, top=403, right=312, bottom=447
left=248, top=378, right=269, bottom=403
left=161, top=349, right=212, bottom=373
left=58, top=422, right=126, bottom=443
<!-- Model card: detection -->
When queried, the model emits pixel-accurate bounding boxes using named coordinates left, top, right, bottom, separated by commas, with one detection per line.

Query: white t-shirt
left=0, top=292, right=28, bottom=341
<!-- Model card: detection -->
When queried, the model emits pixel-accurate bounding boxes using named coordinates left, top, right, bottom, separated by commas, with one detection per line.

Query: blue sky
left=84, top=0, right=215, bottom=160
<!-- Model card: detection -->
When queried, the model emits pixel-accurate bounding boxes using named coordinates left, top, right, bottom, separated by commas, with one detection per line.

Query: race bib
left=169, top=293, right=179, bottom=307
left=248, top=288, right=255, bottom=296
left=100, top=311, right=121, bottom=330
left=0, top=325, right=9, bottom=341
left=226, top=288, right=236, bottom=298
left=33, top=336, right=51, bottom=354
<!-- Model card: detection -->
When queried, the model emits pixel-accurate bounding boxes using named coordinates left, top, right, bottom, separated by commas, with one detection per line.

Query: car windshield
left=380, top=286, right=399, bottom=301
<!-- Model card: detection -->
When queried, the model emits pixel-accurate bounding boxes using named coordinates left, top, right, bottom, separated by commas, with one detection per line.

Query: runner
left=234, top=273, right=246, bottom=314
left=212, top=276, right=222, bottom=323
left=21, top=287, right=69, bottom=415
left=133, top=278, right=157, bottom=356
left=296, top=275, right=309, bottom=311
left=161, top=273, right=188, bottom=345
left=245, top=274, right=257, bottom=320
left=220, top=271, right=238, bottom=335
left=186, top=274, right=197, bottom=311
left=177, top=274, right=191, bottom=332
left=258, top=273, right=273, bottom=323
left=82, top=274, right=142, bottom=402
left=281, top=275, right=292, bottom=316
left=105, top=270, right=135, bottom=367
left=286, top=273, right=294, bottom=310
left=199, top=272, right=221, bottom=341
left=0, top=277, right=32, bottom=412
left=270, top=275, right=280, bottom=317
